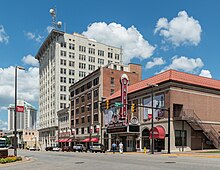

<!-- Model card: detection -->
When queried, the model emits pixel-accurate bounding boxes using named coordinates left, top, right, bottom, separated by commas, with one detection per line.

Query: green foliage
left=0, top=156, right=22, bottom=164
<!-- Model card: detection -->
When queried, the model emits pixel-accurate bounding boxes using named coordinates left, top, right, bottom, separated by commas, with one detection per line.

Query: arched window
left=142, top=128, right=150, bottom=149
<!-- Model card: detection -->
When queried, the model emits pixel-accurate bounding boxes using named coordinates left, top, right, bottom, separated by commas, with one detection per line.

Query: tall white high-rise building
left=8, top=100, right=37, bottom=131
left=35, top=29, right=122, bottom=147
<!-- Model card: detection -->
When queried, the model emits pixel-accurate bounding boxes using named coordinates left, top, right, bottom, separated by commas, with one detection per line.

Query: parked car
left=90, top=143, right=105, bottom=153
left=52, top=146, right=60, bottom=152
left=73, top=144, right=87, bottom=152
left=29, top=147, right=40, bottom=151
left=62, top=146, right=73, bottom=152
left=45, top=146, right=53, bottom=151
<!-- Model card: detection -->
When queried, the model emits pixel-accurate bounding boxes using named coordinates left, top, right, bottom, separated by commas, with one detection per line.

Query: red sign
left=16, top=106, right=24, bottom=112
left=121, top=74, right=129, bottom=119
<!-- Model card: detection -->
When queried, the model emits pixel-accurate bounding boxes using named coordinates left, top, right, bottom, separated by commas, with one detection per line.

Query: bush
left=0, top=156, right=22, bottom=164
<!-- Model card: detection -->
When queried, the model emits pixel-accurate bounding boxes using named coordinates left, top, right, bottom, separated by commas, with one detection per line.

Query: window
left=98, top=58, right=104, bottom=65
left=94, top=89, right=98, bottom=97
left=76, top=98, right=79, bottom=104
left=81, top=127, right=84, bottom=134
left=60, top=94, right=66, bottom=100
left=69, top=69, right=75, bottom=76
left=108, top=60, right=112, bottom=64
left=81, top=85, right=85, bottom=92
left=60, top=77, right=66, bottom=83
left=76, top=119, right=79, bottom=125
left=87, top=81, right=92, bottom=89
left=76, top=128, right=78, bottom=135
left=88, top=48, right=95, bottom=54
left=61, top=42, right=66, bottom=48
left=69, top=61, right=75, bottom=67
left=87, top=115, right=91, bottom=123
left=60, top=59, right=66, bottom=65
left=81, top=95, right=85, bottom=102
left=108, top=52, right=113, bottom=58
left=60, top=50, right=66, bottom=57
left=79, top=63, right=86, bottom=69
left=79, top=54, right=86, bottom=61
left=87, top=93, right=91, bottom=100
left=89, top=64, right=95, bottom=71
left=114, top=65, right=117, bottom=70
left=69, top=52, right=75, bottom=59
left=110, top=77, right=114, bottom=85
left=81, top=106, right=85, bottom=113
left=175, top=130, right=187, bottom=146
left=94, top=114, right=98, bottom=122
left=76, top=108, right=79, bottom=114
left=93, top=101, right=98, bottom=109
left=115, top=54, right=120, bottom=60
left=60, top=68, right=66, bottom=74
left=69, top=43, right=75, bottom=50
left=60, top=85, right=66, bottom=92
left=69, top=78, right=74, bottom=84
left=60, top=103, right=66, bottom=109
left=88, top=56, right=95, bottom=63
left=98, top=50, right=104, bottom=56
left=120, top=66, right=124, bottom=71
left=93, top=77, right=99, bottom=86
left=79, top=71, right=86, bottom=77
left=79, top=45, right=86, bottom=52
left=110, top=89, right=114, bottom=95
left=81, top=117, right=85, bottom=124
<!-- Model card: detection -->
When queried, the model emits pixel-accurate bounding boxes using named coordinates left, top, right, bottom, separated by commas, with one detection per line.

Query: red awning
left=59, top=139, right=64, bottom=142
left=81, top=138, right=90, bottom=142
left=55, top=140, right=59, bottom=142
left=149, top=126, right=165, bottom=139
left=91, top=138, right=99, bottom=142
left=63, top=139, right=69, bottom=142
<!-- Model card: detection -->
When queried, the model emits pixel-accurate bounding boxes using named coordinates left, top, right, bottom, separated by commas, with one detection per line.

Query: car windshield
left=93, top=143, right=101, bottom=146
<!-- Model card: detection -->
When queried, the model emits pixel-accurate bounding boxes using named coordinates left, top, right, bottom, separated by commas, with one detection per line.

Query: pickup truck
left=73, top=144, right=87, bottom=152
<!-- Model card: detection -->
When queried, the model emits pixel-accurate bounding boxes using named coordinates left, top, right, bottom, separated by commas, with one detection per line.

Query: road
left=1, top=149, right=220, bottom=170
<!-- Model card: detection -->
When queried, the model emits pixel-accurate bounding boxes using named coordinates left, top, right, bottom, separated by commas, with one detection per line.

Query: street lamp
left=14, top=66, right=25, bottom=156
left=147, top=83, right=158, bottom=154
left=49, top=8, right=62, bottom=29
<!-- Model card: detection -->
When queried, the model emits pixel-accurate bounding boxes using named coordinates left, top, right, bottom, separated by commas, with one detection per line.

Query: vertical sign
left=120, top=74, right=129, bottom=120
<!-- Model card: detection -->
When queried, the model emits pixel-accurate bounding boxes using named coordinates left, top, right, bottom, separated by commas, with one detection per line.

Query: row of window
left=75, top=114, right=98, bottom=125
left=75, top=125, right=99, bottom=135
left=60, top=57, right=104, bottom=66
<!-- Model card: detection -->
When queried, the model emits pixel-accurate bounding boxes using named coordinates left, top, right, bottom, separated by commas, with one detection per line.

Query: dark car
left=62, top=146, right=73, bottom=152
left=90, top=143, right=105, bottom=153
left=45, top=146, right=53, bottom=151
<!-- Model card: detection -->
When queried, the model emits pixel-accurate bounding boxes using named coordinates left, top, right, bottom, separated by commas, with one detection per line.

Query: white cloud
left=46, top=26, right=53, bottom=33
left=154, top=11, right=202, bottom=46
left=25, top=32, right=44, bottom=43
left=0, top=120, right=8, bottom=131
left=22, top=54, right=39, bottom=66
left=82, top=22, right=155, bottom=64
left=199, top=69, right=212, bottom=78
left=0, top=106, right=7, bottom=111
left=0, top=25, right=9, bottom=44
left=146, top=57, right=165, bottom=69
left=0, top=66, right=39, bottom=108
left=160, top=56, right=204, bottom=73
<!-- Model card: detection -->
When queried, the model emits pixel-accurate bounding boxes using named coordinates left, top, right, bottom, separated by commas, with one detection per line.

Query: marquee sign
left=120, top=74, right=129, bottom=120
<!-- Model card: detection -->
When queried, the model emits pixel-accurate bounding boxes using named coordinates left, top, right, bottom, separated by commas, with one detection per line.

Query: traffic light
left=106, top=100, right=110, bottom=109
left=131, top=103, right=136, bottom=113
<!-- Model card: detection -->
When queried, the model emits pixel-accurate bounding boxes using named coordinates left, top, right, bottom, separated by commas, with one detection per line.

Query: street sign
left=114, top=102, right=123, bottom=107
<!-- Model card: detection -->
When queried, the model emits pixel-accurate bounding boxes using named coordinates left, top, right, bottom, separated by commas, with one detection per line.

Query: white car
left=29, top=147, right=40, bottom=151
left=52, top=147, right=60, bottom=151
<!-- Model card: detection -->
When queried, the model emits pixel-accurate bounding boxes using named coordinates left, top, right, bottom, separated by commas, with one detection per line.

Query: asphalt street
left=1, top=149, right=220, bottom=170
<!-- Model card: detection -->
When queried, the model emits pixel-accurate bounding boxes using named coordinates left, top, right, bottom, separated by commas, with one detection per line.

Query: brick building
left=67, top=63, right=142, bottom=149
left=105, top=69, right=220, bottom=152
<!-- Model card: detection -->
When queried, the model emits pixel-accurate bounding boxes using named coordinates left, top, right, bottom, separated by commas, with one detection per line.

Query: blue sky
left=1, top=0, right=220, bottom=130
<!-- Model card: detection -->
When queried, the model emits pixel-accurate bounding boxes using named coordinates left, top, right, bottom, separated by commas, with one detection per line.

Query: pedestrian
left=112, top=142, right=117, bottom=154
left=119, top=142, right=123, bottom=154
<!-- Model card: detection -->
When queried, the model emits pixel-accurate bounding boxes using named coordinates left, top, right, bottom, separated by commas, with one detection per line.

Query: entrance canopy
left=91, top=138, right=99, bottom=142
left=149, top=126, right=165, bottom=139
left=81, top=138, right=90, bottom=142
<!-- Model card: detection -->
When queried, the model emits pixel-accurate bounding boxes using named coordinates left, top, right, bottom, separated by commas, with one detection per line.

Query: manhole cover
left=75, top=162, right=85, bottom=164
left=165, top=161, right=176, bottom=164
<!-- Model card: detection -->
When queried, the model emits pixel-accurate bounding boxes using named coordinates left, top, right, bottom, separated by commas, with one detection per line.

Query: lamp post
left=14, top=66, right=25, bottom=156
left=148, top=83, right=158, bottom=154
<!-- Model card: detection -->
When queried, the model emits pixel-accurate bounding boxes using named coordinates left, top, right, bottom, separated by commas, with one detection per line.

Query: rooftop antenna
left=49, top=7, right=62, bottom=30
